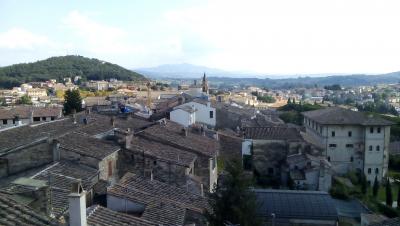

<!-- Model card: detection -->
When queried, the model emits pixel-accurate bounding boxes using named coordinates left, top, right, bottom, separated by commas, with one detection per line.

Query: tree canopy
left=206, top=159, right=261, bottom=226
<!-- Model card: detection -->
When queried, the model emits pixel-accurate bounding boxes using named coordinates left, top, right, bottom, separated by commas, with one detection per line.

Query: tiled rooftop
left=0, top=106, right=61, bottom=120
left=302, top=107, right=394, bottom=126
left=108, top=173, right=209, bottom=214
left=0, top=192, right=56, bottom=226
left=129, top=137, right=197, bottom=167
left=243, top=126, right=302, bottom=140
left=141, top=120, right=219, bottom=157
left=87, top=205, right=156, bottom=226
left=58, top=132, right=120, bottom=160
left=0, top=118, right=80, bottom=154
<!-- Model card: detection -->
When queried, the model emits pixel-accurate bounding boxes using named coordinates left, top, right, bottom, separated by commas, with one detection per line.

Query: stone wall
left=118, top=150, right=191, bottom=187
left=0, top=140, right=53, bottom=178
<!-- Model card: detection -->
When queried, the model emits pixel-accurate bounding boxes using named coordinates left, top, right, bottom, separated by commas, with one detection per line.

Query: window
left=268, top=168, right=274, bottom=175
left=320, top=127, right=323, bottom=134
left=153, top=160, right=157, bottom=165
left=331, top=131, right=335, bottom=137
left=377, top=127, right=381, bottom=133
left=346, top=144, right=354, bottom=148
left=369, top=145, right=373, bottom=151
left=2, top=119, right=7, bottom=125
left=368, top=168, right=371, bottom=174
left=108, top=161, right=113, bottom=177
left=41, top=117, right=46, bottom=121
left=33, top=117, right=40, bottom=122
left=329, top=144, right=337, bottom=148
left=327, top=156, right=331, bottom=162
left=209, top=111, right=214, bottom=119
left=375, top=168, right=379, bottom=174
left=51, top=116, right=55, bottom=121
left=348, top=131, right=352, bottom=137
left=370, top=127, right=374, bottom=133
left=350, top=156, right=354, bottom=162
left=376, top=146, right=380, bottom=151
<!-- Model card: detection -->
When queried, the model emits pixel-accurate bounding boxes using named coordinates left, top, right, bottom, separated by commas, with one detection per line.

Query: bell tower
left=202, top=72, right=208, bottom=94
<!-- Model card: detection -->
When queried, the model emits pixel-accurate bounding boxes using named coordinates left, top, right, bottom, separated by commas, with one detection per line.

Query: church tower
left=202, top=72, right=208, bottom=93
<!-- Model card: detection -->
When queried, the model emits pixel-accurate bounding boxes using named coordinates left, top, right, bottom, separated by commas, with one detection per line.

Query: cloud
left=62, top=10, right=143, bottom=54
left=0, top=28, right=51, bottom=49
left=164, top=0, right=400, bottom=74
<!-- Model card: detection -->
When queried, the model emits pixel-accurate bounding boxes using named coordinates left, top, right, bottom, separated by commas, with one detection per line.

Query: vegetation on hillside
left=0, top=55, right=147, bottom=88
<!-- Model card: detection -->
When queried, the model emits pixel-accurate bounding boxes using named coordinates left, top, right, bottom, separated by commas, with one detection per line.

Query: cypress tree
left=386, top=178, right=393, bottom=207
left=373, top=176, right=379, bottom=198
left=287, top=97, right=291, bottom=105
left=64, top=89, right=82, bottom=115
left=361, top=173, right=367, bottom=195
left=397, top=184, right=400, bottom=209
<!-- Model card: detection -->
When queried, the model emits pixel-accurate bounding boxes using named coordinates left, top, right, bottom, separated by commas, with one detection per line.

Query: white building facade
left=303, top=107, right=393, bottom=184
left=169, top=106, right=196, bottom=128
left=180, top=100, right=216, bottom=127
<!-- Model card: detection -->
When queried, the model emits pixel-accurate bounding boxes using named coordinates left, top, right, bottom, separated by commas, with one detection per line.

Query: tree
left=386, top=178, right=393, bottom=207
left=361, top=173, right=367, bottom=195
left=206, top=159, right=261, bottom=226
left=397, top=185, right=400, bottom=209
left=64, top=89, right=82, bottom=115
left=18, top=95, right=32, bottom=105
left=373, top=176, right=379, bottom=198
left=287, top=97, right=291, bottom=104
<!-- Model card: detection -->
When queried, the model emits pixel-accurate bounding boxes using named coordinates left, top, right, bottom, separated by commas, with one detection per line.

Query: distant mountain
left=206, top=72, right=400, bottom=89
left=135, top=63, right=260, bottom=78
left=0, top=55, right=147, bottom=88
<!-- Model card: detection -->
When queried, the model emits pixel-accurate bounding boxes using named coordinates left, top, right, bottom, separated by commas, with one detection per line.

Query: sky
left=1, top=0, right=400, bottom=75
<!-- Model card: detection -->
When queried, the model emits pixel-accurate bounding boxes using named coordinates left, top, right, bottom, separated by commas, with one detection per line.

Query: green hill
left=0, top=55, right=147, bottom=88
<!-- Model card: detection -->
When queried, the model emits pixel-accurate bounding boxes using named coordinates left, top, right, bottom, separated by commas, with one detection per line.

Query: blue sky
left=1, top=0, right=400, bottom=74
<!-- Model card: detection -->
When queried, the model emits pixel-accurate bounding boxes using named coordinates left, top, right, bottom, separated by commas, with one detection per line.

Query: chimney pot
left=68, top=181, right=87, bottom=226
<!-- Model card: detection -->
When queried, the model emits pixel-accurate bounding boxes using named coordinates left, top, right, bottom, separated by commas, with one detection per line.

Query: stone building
left=56, top=132, right=121, bottom=182
left=302, top=107, right=393, bottom=183
left=242, top=126, right=306, bottom=182
left=0, top=106, right=62, bottom=129
left=120, top=134, right=197, bottom=187
left=139, top=120, right=219, bottom=192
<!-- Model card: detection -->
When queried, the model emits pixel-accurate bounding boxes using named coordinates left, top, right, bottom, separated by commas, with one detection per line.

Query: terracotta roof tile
left=141, top=120, right=219, bottom=157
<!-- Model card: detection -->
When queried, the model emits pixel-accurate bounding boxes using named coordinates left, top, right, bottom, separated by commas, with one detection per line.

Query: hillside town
left=0, top=72, right=399, bottom=226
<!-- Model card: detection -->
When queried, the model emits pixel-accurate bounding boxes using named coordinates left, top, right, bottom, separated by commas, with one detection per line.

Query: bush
left=376, top=202, right=399, bottom=218
left=330, top=181, right=350, bottom=200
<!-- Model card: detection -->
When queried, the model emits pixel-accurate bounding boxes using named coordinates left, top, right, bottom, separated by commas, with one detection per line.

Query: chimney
left=182, top=127, right=188, bottom=137
left=213, top=132, right=219, bottom=141
left=68, top=181, right=87, bottom=226
left=125, top=129, right=133, bottom=149
left=200, top=183, right=204, bottom=197
left=52, top=139, right=60, bottom=162
left=110, top=117, right=115, bottom=127
left=29, top=108, right=34, bottom=123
